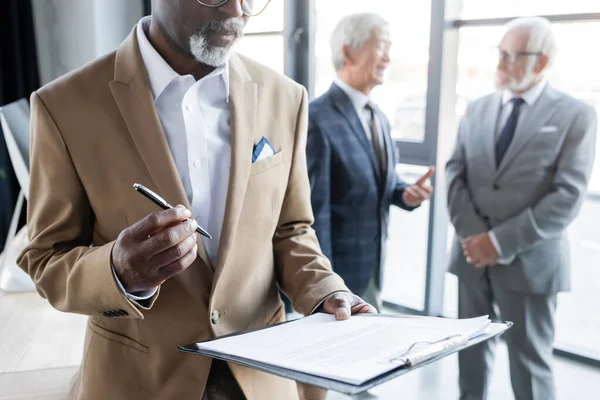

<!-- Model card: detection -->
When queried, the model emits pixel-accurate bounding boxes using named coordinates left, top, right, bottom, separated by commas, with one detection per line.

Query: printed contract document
left=189, top=313, right=500, bottom=385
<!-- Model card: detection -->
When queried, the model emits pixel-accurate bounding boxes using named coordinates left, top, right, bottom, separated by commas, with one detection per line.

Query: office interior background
left=0, top=0, right=599, bottom=398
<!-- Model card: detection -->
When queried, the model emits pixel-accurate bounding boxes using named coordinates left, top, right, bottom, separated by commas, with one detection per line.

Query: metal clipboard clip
left=380, top=334, right=469, bottom=367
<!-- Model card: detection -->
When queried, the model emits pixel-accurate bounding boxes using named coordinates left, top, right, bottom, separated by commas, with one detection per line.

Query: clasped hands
left=462, top=232, right=499, bottom=268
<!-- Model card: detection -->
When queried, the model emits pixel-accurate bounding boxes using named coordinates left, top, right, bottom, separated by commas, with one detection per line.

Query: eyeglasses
left=196, top=0, right=272, bottom=17
left=496, top=47, right=542, bottom=65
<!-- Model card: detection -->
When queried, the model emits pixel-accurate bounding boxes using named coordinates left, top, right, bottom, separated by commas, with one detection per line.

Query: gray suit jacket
left=446, top=85, right=597, bottom=294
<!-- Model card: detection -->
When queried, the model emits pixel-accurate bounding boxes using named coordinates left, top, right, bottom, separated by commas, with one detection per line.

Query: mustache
left=496, top=69, right=515, bottom=81
left=194, top=19, right=244, bottom=39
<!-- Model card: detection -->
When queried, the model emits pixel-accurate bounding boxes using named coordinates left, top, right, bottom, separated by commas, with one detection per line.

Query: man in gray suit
left=446, top=17, right=596, bottom=400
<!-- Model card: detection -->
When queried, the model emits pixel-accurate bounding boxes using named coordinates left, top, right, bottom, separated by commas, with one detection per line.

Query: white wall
left=94, top=0, right=143, bottom=57
left=32, top=0, right=144, bottom=85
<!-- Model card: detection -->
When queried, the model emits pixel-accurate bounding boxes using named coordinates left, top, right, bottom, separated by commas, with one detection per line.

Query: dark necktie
left=365, top=102, right=387, bottom=180
left=495, top=97, right=525, bottom=167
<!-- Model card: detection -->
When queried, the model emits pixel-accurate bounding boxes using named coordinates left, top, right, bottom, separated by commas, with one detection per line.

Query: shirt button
left=193, top=159, right=202, bottom=168
left=211, top=310, right=221, bottom=324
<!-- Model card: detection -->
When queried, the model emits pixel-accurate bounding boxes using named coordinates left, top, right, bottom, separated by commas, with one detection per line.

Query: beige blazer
left=18, top=26, right=348, bottom=400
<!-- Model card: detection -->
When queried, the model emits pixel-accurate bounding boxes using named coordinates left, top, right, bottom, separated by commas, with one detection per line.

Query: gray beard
left=189, top=33, right=234, bottom=67
left=188, top=19, right=243, bottom=67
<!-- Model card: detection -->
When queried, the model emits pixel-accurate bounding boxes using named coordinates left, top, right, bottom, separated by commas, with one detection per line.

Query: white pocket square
left=252, top=137, right=275, bottom=163
left=538, top=126, right=558, bottom=134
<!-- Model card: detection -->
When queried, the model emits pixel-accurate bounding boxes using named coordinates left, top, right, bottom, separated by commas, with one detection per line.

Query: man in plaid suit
left=307, top=13, right=433, bottom=311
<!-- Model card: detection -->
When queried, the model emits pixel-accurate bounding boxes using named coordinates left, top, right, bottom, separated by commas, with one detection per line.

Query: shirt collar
left=334, top=78, right=371, bottom=114
left=136, top=16, right=230, bottom=102
left=502, top=78, right=548, bottom=107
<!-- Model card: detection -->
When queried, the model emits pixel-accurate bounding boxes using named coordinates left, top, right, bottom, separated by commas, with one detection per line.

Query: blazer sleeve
left=272, top=88, right=349, bottom=315
left=446, top=109, right=491, bottom=238
left=305, top=111, right=332, bottom=261
left=492, top=104, right=597, bottom=258
left=391, top=178, right=414, bottom=210
left=17, top=92, right=155, bottom=319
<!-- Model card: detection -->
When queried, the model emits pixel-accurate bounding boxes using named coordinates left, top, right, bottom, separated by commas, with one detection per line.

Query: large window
left=381, top=165, right=432, bottom=310
left=441, top=16, right=600, bottom=361
left=457, top=0, right=600, bottom=20
left=301, top=0, right=600, bottom=363
left=235, top=0, right=285, bottom=73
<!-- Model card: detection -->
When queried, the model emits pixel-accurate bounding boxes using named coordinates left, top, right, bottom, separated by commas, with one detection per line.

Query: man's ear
left=342, top=44, right=355, bottom=67
left=534, top=54, right=549, bottom=74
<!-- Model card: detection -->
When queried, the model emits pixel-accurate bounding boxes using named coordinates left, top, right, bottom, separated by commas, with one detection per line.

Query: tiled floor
left=0, top=366, right=78, bottom=400
left=1, top=278, right=598, bottom=399
left=2, top=342, right=598, bottom=400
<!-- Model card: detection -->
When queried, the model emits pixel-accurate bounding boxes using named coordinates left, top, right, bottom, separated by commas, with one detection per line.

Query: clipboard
left=177, top=315, right=512, bottom=395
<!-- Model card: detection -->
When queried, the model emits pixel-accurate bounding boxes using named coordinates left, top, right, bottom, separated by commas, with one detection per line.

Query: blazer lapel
left=495, top=86, right=562, bottom=176
left=482, top=93, right=502, bottom=171
left=108, top=27, right=213, bottom=302
left=329, top=84, right=379, bottom=179
left=211, top=53, right=256, bottom=289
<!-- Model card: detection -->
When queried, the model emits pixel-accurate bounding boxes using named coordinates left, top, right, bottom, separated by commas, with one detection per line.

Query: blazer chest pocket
left=526, top=130, right=561, bottom=158
left=249, top=151, right=284, bottom=176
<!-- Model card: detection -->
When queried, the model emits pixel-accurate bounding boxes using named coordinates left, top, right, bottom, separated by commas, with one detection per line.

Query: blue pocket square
left=252, top=137, right=275, bottom=163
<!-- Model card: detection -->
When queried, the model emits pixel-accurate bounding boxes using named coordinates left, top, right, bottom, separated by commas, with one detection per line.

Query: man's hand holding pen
left=112, top=205, right=199, bottom=293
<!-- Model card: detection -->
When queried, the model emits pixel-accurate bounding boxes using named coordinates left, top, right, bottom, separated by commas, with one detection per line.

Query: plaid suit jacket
left=307, top=83, right=415, bottom=296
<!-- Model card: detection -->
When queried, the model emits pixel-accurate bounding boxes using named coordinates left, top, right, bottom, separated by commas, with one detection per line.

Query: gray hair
left=330, top=13, right=389, bottom=71
left=505, top=16, right=558, bottom=68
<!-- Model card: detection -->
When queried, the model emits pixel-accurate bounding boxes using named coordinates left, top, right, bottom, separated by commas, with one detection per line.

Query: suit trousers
left=202, top=360, right=246, bottom=400
left=457, top=268, right=557, bottom=400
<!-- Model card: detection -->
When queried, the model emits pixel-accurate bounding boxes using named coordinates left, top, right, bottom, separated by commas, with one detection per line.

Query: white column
left=94, top=0, right=143, bottom=57
left=32, top=0, right=143, bottom=85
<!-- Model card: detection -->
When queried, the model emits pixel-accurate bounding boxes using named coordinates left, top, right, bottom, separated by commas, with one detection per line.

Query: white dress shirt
left=114, top=17, right=231, bottom=300
left=334, top=78, right=383, bottom=144
left=496, top=78, right=548, bottom=139
left=489, top=78, right=548, bottom=260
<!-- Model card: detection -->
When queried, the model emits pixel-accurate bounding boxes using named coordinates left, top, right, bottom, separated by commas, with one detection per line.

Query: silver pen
left=133, top=183, right=212, bottom=239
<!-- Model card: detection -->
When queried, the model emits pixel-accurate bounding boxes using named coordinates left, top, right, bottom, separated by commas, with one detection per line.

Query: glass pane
left=556, top=203, right=600, bottom=359
left=457, top=0, right=600, bottom=20
left=443, top=272, right=459, bottom=318
left=235, top=35, right=284, bottom=74
left=314, top=0, right=431, bottom=142
left=451, top=21, right=600, bottom=359
left=381, top=164, right=431, bottom=311
left=244, top=0, right=284, bottom=34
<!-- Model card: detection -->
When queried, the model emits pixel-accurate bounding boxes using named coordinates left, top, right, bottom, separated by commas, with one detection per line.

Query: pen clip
left=133, top=183, right=171, bottom=208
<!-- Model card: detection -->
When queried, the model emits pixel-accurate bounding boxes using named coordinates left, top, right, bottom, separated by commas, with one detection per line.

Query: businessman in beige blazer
left=17, top=1, right=375, bottom=399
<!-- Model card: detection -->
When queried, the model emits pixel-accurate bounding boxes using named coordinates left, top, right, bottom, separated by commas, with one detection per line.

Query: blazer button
left=211, top=310, right=221, bottom=324
left=492, top=184, right=500, bottom=191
